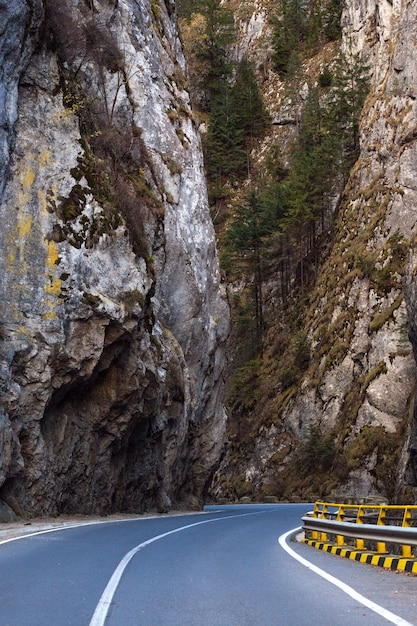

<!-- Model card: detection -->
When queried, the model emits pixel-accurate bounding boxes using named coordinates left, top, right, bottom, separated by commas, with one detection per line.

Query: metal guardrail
left=302, top=501, right=417, bottom=557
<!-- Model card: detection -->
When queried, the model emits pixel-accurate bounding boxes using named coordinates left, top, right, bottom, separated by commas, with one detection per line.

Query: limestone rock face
left=0, top=0, right=43, bottom=197
left=307, top=0, right=417, bottom=499
left=0, top=0, right=229, bottom=515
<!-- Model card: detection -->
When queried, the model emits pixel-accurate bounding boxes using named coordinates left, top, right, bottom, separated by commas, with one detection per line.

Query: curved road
left=0, top=504, right=416, bottom=625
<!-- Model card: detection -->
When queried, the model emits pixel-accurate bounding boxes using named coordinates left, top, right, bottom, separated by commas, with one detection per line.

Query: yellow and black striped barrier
left=302, top=501, right=417, bottom=573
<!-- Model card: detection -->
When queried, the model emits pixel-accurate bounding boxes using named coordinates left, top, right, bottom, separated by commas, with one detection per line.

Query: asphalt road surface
left=1, top=503, right=417, bottom=625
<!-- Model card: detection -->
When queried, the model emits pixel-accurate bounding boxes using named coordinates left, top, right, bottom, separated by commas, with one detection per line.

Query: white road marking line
left=0, top=512, right=205, bottom=546
left=0, top=523, right=104, bottom=545
left=279, top=526, right=415, bottom=626
left=89, top=511, right=264, bottom=626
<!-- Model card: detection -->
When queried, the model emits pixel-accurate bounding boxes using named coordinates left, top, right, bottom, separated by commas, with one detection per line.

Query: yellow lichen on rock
left=18, top=213, right=32, bottom=239
left=44, top=239, right=61, bottom=321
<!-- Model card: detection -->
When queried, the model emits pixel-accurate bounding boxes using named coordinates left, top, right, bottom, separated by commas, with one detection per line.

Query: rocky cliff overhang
left=0, top=0, right=230, bottom=516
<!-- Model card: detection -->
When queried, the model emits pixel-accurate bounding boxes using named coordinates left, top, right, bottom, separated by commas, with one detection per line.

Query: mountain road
left=0, top=504, right=416, bottom=625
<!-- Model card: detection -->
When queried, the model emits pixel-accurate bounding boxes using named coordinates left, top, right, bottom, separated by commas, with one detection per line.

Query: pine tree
left=328, top=44, right=370, bottom=175
left=204, top=87, right=247, bottom=185
left=232, top=58, right=270, bottom=141
left=306, top=0, right=324, bottom=54
left=297, top=86, right=336, bottom=222
left=323, top=0, right=343, bottom=41
left=204, top=59, right=269, bottom=198
left=272, top=0, right=308, bottom=77
left=197, top=0, right=236, bottom=106
left=263, top=86, right=337, bottom=287
left=227, top=192, right=273, bottom=345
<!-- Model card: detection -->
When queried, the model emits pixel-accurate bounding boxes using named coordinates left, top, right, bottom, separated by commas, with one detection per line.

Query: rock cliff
left=0, top=0, right=229, bottom=516
left=211, top=0, right=417, bottom=503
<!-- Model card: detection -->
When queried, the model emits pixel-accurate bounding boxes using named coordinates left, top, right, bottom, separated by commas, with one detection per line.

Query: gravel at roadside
left=0, top=511, right=194, bottom=543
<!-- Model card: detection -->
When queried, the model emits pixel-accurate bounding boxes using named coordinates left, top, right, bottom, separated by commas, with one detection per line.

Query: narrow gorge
left=2, top=0, right=417, bottom=520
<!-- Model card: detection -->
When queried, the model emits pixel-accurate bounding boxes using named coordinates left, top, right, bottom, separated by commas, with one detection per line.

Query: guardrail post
left=401, top=507, right=414, bottom=558
left=319, top=503, right=329, bottom=542
left=355, top=506, right=365, bottom=550
left=375, top=506, right=388, bottom=554
left=311, top=502, right=320, bottom=540
left=335, top=504, right=346, bottom=546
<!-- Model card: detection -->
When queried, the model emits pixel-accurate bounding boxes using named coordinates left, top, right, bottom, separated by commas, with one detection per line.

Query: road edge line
left=0, top=512, right=207, bottom=546
left=278, top=526, right=414, bottom=626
